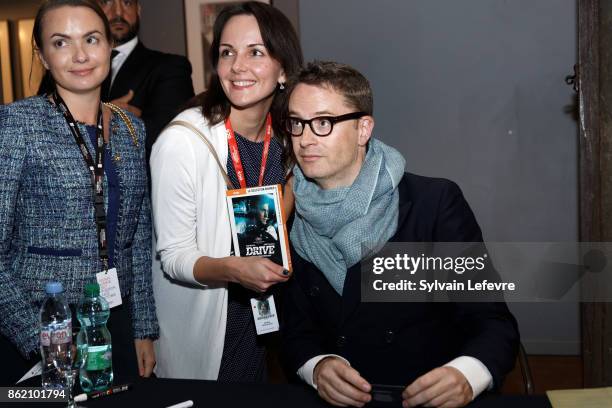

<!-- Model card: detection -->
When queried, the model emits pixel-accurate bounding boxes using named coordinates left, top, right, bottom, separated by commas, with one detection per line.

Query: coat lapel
left=109, top=42, right=148, bottom=100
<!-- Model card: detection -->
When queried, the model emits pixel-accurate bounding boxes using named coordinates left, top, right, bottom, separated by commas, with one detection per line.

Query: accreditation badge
left=250, top=294, right=279, bottom=335
left=96, top=268, right=122, bottom=308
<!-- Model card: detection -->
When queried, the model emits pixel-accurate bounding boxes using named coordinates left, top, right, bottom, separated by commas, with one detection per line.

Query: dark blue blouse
left=218, top=132, right=285, bottom=382
left=226, top=132, right=285, bottom=189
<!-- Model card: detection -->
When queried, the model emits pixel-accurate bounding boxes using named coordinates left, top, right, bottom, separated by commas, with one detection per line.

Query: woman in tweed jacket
left=0, top=0, right=157, bottom=384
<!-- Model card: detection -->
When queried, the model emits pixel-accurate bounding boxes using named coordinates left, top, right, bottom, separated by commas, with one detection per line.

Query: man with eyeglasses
left=281, top=61, right=519, bottom=408
left=98, top=0, right=194, bottom=160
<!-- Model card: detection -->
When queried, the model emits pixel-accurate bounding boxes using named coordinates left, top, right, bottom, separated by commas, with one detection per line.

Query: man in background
left=99, top=0, right=195, bottom=159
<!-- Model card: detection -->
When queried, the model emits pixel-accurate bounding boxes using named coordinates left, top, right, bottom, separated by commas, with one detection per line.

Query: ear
left=138, top=2, right=142, bottom=16
left=357, top=115, right=374, bottom=146
left=36, top=48, right=50, bottom=70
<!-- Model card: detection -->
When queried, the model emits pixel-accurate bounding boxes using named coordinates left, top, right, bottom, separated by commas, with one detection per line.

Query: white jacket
left=150, top=107, right=231, bottom=379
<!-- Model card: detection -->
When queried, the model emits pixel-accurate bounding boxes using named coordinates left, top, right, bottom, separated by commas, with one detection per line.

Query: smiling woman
left=150, top=1, right=303, bottom=381
left=0, top=0, right=158, bottom=386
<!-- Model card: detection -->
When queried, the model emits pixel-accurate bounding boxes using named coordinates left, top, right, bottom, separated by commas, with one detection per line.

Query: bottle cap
left=44, top=281, right=63, bottom=295
left=74, top=393, right=87, bottom=403
left=84, top=282, right=100, bottom=297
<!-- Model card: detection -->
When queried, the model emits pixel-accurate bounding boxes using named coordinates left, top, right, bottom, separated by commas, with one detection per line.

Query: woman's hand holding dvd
left=227, top=256, right=289, bottom=293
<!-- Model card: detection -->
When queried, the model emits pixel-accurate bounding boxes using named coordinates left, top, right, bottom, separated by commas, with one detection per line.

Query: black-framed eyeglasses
left=284, top=112, right=367, bottom=137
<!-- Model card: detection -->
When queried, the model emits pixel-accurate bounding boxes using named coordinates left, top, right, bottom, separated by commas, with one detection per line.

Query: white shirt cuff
left=444, top=356, right=493, bottom=400
left=297, top=354, right=351, bottom=389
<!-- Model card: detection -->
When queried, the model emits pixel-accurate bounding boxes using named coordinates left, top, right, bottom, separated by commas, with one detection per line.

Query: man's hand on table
left=402, top=366, right=472, bottom=407
left=313, top=357, right=372, bottom=407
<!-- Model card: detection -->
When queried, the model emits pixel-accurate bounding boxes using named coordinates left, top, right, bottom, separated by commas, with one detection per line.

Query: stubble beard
left=111, top=18, right=140, bottom=46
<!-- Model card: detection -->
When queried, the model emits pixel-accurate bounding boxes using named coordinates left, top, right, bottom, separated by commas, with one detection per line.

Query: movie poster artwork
left=226, top=184, right=291, bottom=271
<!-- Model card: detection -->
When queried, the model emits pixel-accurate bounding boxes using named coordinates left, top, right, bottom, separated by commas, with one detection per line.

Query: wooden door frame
left=579, top=0, right=612, bottom=387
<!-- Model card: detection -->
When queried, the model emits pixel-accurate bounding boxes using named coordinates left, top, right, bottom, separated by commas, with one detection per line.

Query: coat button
left=336, top=335, right=347, bottom=348
left=309, top=286, right=320, bottom=297
left=385, top=330, right=395, bottom=344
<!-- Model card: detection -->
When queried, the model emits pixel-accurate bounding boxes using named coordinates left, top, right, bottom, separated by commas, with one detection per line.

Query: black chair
left=518, top=342, right=534, bottom=395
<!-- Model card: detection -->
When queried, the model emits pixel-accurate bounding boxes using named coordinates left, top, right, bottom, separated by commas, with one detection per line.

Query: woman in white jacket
left=150, top=2, right=303, bottom=380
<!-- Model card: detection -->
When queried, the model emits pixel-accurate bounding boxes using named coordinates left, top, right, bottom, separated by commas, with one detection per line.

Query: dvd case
left=226, top=184, right=291, bottom=271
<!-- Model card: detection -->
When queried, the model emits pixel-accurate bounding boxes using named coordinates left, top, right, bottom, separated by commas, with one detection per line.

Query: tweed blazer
left=0, top=95, right=158, bottom=357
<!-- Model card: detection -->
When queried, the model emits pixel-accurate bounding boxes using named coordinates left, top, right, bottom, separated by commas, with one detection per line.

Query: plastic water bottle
left=77, top=283, right=113, bottom=392
left=40, top=281, right=72, bottom=389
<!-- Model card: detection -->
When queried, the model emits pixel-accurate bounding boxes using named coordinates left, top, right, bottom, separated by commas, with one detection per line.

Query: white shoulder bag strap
left=165, top=120, right=233, bottom=189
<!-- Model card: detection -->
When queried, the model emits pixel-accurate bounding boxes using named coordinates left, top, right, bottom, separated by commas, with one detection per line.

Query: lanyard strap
left=52, top=92, right=109, bottom=270
left=225, top=113, right=272, bottom=189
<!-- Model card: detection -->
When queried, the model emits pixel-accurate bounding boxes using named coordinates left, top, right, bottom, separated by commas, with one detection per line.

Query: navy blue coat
left=282, top=173, right=519, bottom=389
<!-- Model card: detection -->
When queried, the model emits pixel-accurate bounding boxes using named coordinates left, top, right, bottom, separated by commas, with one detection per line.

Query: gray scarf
left=291, top=138, right=406, bottom=295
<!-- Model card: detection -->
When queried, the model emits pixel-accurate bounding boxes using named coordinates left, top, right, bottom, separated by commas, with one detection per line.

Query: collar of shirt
left=111, top=36, right=139, bottom=86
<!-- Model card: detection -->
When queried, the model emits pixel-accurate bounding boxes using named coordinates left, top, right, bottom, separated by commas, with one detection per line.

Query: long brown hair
left=184, top=1, right=303, bottom=169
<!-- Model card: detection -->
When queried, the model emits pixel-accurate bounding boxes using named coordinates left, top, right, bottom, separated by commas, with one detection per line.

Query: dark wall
left=140, top=0, right=187, bottom=55
left=298, top=0, right=579, bottom=355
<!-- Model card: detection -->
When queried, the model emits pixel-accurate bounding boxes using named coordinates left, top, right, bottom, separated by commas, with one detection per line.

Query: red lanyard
left=225, top=113, right=272, bottom=189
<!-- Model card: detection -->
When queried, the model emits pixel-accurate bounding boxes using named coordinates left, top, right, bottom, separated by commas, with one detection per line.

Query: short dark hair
left=185, top=2, right=303, bottom=131
left=34, top=0, right=111, bottom=95
left=286, top=61, right=373, bottom=116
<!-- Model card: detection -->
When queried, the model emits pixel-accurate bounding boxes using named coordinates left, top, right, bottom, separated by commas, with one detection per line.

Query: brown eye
left=286, top=118, right=303, bottom=135
left=314, top=118, right=331, bottom=129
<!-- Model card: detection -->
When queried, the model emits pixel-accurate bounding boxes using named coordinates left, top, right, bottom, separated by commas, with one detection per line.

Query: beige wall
left=0, top=0, right=40, bottom=101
